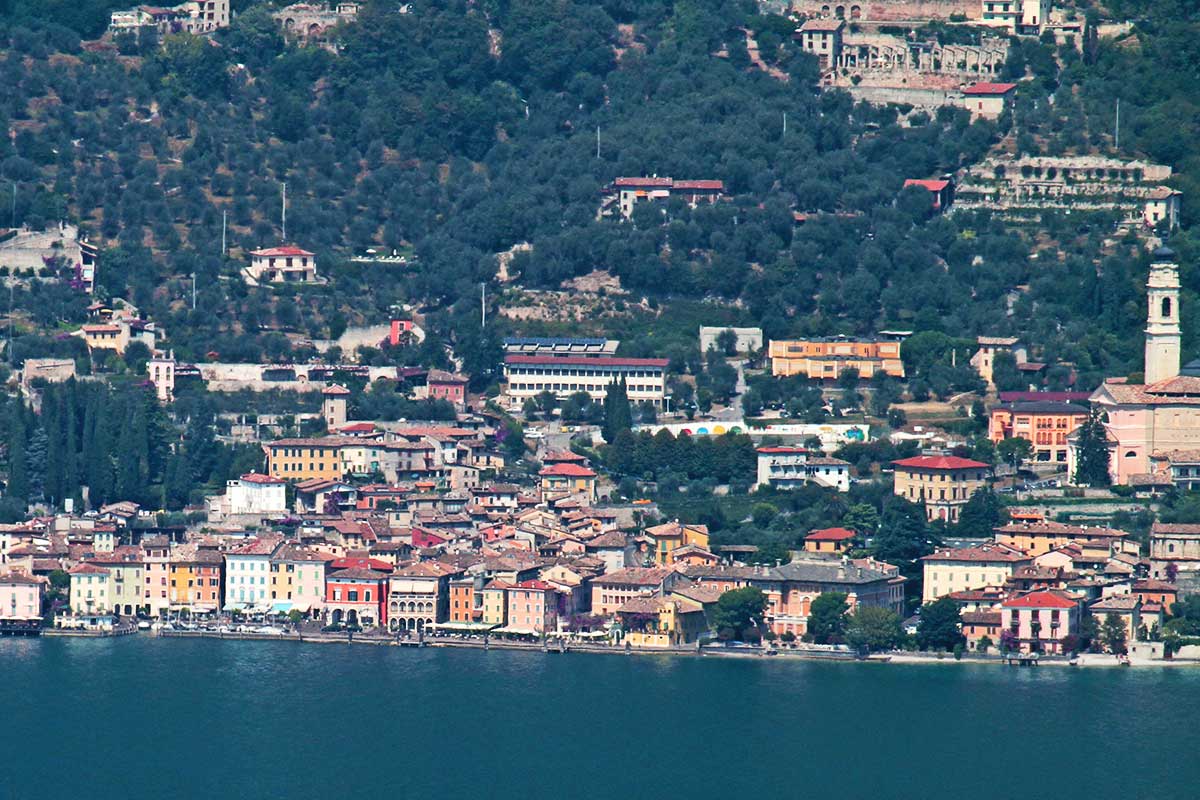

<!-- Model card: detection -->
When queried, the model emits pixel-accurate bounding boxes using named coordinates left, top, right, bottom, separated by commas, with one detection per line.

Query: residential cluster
left=920, top=512, right=1184, bottom=655
left=0, top=454, right=906, bottom=646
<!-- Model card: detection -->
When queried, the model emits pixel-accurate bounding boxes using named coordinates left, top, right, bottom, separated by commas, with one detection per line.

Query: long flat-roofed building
left=769, top=336, right=904, bottom=380
left=502, top=337, right=619, bottom=358
left=503, top=355, right=667, bottom=407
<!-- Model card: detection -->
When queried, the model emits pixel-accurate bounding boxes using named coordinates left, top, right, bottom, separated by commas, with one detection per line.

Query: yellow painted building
left=769, top=337, right=904, bottom=380
left=892, top=455, right=990, bottom=522
left=641, top=521, right=710, bottom=566
left=617, top=596, right=708, bottom=647
left=920, top=544, right=1032, bottom=603
left=480, top=581, right=511, bottom=625
left=264, top=437, right=351, bottom=482
left=994, top=521, right=1133, bottom=557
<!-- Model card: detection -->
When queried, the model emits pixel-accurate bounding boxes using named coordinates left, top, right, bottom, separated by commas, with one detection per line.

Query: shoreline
left=32, top=628, right=1200, bottom=668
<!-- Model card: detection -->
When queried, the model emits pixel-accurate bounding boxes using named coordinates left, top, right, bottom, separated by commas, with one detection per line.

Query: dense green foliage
left=0, top=378, right=258, bottom=516
left=711, top=585, right=767, bottom=640
left=916, top=596, right=965, bottom=652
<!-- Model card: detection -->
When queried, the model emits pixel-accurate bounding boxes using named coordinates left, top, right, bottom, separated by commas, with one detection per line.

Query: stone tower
left=1145, top=246, right=1182, bottom=385
left=322, top=383, right=350, bottom=430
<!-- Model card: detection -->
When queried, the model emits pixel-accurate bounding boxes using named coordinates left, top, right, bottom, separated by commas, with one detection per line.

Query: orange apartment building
left=989, top=401, right=1089, bottom=463
left=263, top=437, right=353, bottom=482
left=892, top=455, right=991, bottom=522
left=768, top=337, right=904, bottom=380
left=169, top=545, right=224, bottom=613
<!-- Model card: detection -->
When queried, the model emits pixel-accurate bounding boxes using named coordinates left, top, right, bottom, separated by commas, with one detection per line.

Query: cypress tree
left=1073, top=409, right=1112, bottom=487
left=602, top=378, right=633, bottom=444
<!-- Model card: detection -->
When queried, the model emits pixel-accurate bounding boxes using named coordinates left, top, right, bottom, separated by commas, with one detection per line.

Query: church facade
left=1071, top=247, right=1200, bottom=485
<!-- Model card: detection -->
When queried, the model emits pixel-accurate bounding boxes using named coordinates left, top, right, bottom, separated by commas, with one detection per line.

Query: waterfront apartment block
left=768, top=337, right=904, bottom=380
left=921, top=544, right=1032, bottom=603
left=988, top=401, right=1089, bottom=463
left=680, top=560, right=904, bottom=638
left=502, top=355, right=667, bottom=406
left=892, top=455, right=990, bottom=522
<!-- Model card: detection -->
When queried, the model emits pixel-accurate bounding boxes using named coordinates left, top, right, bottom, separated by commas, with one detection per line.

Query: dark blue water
left=2, top=637, right=1195, bottom=799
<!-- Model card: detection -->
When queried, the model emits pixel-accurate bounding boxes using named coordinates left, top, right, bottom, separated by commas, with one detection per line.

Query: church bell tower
left=1145, top=246, right=1181, bottom=385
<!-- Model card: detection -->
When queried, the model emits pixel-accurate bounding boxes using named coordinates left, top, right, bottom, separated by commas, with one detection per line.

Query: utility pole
left=191, top=273, right=196, bottom=311
left=1115, top=99, right=1120, bottom=151
left=221, top=209, right=227, bottom=256
left=596, top=125, right=600, bottom=159
left=782, top=111, right=787, bottom=136
left=281, top=182, right=287, bottom=241
left=7, top=284, right=13, bottom=366
left=480, top=283, right=486, bottom=328
left=9, top=183, right=15, bottom=228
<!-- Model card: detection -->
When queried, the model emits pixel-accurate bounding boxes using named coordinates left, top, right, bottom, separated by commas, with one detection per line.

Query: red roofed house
left=902, top=178, right=954, bottom=213
left=804, top=527, right=857, bottom=555
left=246, top=245, right=318, bottom=284
left=539, top=462, right=597, bottom=502
left=893, top=455, right=991, bottom=523
left=961, top=82, right=1017, bottom=120
left=426, top=369, right=469, bottom=408
left=1000, top=589, right=1080, bottom=654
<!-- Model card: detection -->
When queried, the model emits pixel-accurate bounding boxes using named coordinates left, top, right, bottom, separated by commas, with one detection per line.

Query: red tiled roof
left=672, top=180, right=725, bottom=191
left=540, top=463, right=597, bottom=478
left=903, top=179, right=951, bottom=192
left=613, top=177, right=673, bottom=187
left=505, top=355, right=668, bottom=368
left=251, top=245, right=314, bottom=257
left=962, top=82, right=1017, bottom=95
left=806, top=527, right=857, bottom=542
left=893, top=455, right=989, bottom=470
left=757, top=446, right=809, bottom=454
left=322, top=384, right=351, bottom=395
left=1002, top=590, right=1077, bottom=609
left=240, top=472, right=286, bottom=484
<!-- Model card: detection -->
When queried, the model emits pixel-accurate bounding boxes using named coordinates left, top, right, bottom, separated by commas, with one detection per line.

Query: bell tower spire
left=1145, top=246, right=1181, bottom=385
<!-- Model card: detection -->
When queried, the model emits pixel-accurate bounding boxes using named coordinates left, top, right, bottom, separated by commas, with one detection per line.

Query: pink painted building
left=503, top=580, right=558, bottom=635
left=426, top=369, right=468, bottom=408
left=1000, top=589, right=1081, bottom=654
left=0, top=573, right=43, bottom=630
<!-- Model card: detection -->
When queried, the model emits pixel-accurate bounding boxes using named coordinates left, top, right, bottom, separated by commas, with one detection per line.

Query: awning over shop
left=430, top=621, right=497, bottom=632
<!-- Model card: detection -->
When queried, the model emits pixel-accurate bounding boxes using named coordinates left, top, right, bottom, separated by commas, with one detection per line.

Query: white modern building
left=755, top=447, right=851, bottom=492
left=503, top=355, right=667, bottom=407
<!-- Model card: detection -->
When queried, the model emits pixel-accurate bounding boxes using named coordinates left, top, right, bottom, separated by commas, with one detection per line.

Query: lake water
left=2, top=637, right=1196, bottom=799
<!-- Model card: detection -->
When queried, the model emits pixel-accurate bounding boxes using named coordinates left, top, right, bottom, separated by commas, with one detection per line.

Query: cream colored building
left=892, top=455, right=990, bottom=522
left=68, top=564, right=111, bottom=615
left=921, top=544, right=1032, bottom=603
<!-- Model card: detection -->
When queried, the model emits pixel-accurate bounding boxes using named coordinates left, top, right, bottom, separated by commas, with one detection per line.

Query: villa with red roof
left=539, top=462, right=597, bottom=502
left=902, top=178, right=954, bottom=213
left=893, top=455, right=991, bottom=523
left=245, top=245, right=319, bottom=284
left=804, top=527, right=857, bottom=555
left=1000, top=589, right=1081, bottom=654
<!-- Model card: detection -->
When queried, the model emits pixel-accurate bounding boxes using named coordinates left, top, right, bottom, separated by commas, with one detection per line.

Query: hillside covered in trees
left=0, top=0, right=1197, bottom=387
